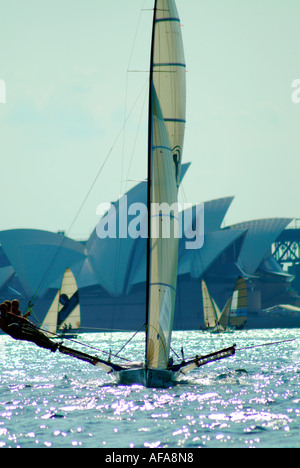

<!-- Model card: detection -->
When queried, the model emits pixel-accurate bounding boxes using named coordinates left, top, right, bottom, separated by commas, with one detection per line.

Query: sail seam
left=153, top=144, right=172, bottom=152
left=153, top=62, right=186, bottom=67
left=155, top=17, right=180, bottom=23
left=164, top=118, right=186, bottom=123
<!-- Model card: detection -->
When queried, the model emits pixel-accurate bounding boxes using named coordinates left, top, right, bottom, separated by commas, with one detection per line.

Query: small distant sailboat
left=202, top=280, right=232, bottom=333
left=202, top=277, right=247, bottom=333
left=41, top=268, right=81, bottom=339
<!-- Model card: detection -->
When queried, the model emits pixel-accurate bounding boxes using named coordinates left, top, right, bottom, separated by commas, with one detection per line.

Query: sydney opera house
left=0, top=164, right=299, bottom=331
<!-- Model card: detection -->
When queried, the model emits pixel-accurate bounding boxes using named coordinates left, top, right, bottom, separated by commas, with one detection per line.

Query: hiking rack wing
left=170, top=345, right=236, bottom=375
left=58, top=344, right=125, bottom=374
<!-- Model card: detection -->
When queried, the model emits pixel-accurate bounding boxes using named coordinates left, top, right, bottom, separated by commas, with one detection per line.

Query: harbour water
left=0, top=329, right=299, bottom=448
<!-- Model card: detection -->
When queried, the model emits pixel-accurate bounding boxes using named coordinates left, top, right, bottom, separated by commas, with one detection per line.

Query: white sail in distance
left=59, top=268, right=81, bottom=331
left=41, top=268, right=81, bottom=336
left=146, top=0, right=186, bottom=370
left=202, top=279, right=233, bottom=332
left=202, top=279, right=220, bottom=329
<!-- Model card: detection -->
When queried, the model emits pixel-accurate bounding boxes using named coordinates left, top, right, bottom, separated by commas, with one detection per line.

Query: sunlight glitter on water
left=0, top=329, right=300, bottom=448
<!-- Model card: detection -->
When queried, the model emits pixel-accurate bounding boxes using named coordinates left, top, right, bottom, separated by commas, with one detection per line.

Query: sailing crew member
left=0, top=303, right=58, bottom=353
left=4, top=300, right=12, bottom=312
left=10, top=299, right=31, bottom=319
left=11, top=299, right=22, bottom=316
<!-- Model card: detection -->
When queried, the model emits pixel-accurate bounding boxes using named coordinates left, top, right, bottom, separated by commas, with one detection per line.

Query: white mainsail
left=41, top=268, right=81, bottom=336
left=202, top=279, right=220, bottom=329
left=146, top=0, right=186, bottom=370
left=152, top=0, right=186, bottom=188
left=202, top=276, right=248, bottom=332
left=202, top=279, right=232, bottom=332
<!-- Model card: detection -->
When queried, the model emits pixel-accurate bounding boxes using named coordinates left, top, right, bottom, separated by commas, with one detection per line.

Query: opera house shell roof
left=0, top=164, right=295, bottom=330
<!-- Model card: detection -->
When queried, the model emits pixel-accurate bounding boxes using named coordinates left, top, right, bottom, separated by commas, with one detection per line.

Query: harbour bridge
left=272, top=220, right=300, bottom=296
left=272, top=220, right=300, bottom=266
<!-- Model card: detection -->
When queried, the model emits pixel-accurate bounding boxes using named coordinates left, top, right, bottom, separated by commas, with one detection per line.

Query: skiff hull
left=115, top=367, right=178, bottom=388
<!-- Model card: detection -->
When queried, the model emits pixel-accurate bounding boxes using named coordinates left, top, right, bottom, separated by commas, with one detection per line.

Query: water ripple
left=0, top=329, right=299, bottom=447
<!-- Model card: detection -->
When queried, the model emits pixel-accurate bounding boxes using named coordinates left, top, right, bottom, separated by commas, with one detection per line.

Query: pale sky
left=1, top=0, right=300, bottom=239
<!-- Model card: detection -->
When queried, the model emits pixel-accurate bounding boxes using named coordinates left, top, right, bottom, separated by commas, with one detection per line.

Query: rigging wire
left=29, top=144, right=114, bottom=313
left=180, top=336, right=300, bottom=363
left=38, top=325, right=132, bottom=363
left=110, top=0, right=148, bottom=348
left=29, top=1, right=150, bottom=312
left=20, top=1, right=153, bottom=363
left=124, top=83, right=148, bottom=194
left=121, top=0, right=147, bottom=196
left=27, top=72, right=153, bottom=320
left=114, top=322, right=146, bottom=357
left=236, top=337, right=298, bottom=352
left=25, top=2, right=153, bottom=365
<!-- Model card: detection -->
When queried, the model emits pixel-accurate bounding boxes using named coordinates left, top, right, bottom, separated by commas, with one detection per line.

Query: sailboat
left=202, top=277, right=248, bottom=333
left=202, top=279, right=232, bottom=333
left=41, top=268, right=81, bottom=339
left=59, top=0, right=236, bottom=386
left=0, top=0, right=235, bottom=387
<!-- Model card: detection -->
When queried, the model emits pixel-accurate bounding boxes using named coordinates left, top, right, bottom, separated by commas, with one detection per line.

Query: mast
left=145, top=0, right=158, bottom=369
left=145, top=0, right=186, bottom=371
